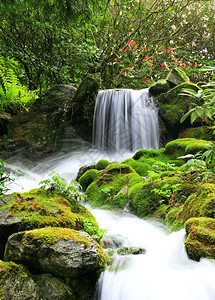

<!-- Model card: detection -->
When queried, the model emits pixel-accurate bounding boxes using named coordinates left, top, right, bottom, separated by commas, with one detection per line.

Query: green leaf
left=190, top=111, right=198, bottom=124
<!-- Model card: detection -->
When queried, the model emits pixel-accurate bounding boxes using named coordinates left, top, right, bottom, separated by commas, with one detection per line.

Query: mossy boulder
left=149, top=80, right=171, bottom=96
left=0, top=188, right=97, bottom=258
left=184, top=217, right=215, bottom=261
left=4, top=227, right=107, bottom=277
left=0, top=260, right=40, bottom=300
left=128, top=174, right=183, bottom=218
left=96, top=159, right=110, bottom=170
left=85, top=163, right=140, bottom=209
left=166, top=68, right=189, bottom=86
left=76, top=163, right=96, bottom=181
left=157, top=81, right=200, bottom=139
left=122, top=158, right=150, bottom=176
left=79, top=169, right=100, bottom=191
left=164, top=138, right=212, bottom=158
left=178, top=183, right=215, bottom=221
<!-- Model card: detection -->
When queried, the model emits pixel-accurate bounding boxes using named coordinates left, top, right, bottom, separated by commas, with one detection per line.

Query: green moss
left=85, top=163, right=138, bottom=209
left=179, top=183, right=215, bottom=221
left=133, top=148, right=165, bottom=160
left=0, top=260, right=29, bottom=298
left=21, top=227, right=91, bottom=246
left=179, top=127, right=210, bottom=140
left=184, top=217, right=215, bottom=261
left=122, top=158, right=150, bottom=176
left=96, top=160, right=110, bottom=170
left=185, top=142, right=211, bottom=154
left=164, top=138, right=212, bottom=158
left=112, top=192, right=128, bottom=208
left=128, top=173, right=183, bottom=218
left=1, top=188, right=96, bottom=232
left=79, top=169, right=100, bottom=191
left=165, top=206, right=184, bottom=231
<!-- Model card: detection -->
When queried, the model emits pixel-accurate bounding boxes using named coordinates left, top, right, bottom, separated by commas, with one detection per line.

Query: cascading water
left=92, top=209, right=215, bottom=300
left=93, top=89, right=159, bottom=151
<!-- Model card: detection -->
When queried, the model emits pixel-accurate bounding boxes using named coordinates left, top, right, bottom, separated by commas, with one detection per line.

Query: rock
left=73, top=73, right=101, bottom=104
left=79, top=169, right=100, bottom=191
left=0, top=260, right=40, bottom=300
left=0, top=111, right=11, bottom=136
left=0, top=188, right=98, bottom=259
left=85, top=163, right=139, bottom=209
left=32, top=273, right=73, bottom=300
left=184, top=217, right=215, bottom=261
left=4, top=227, right=107, bottom=277
left=76, top=163, right=97, bottom=181
left=149, top=80, right=171, bottom=96
left=166, top=68, right=189, bottom=86
left=96, top=159, right=110, bottom=171
left=117, top=247, right=146, bottom=256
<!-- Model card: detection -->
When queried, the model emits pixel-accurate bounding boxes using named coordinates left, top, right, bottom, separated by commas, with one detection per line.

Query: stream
left=5, top=136, right=215, bottom=300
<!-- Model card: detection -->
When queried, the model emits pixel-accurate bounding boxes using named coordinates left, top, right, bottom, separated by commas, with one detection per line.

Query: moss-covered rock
left=4, top=228, right=107, bottom=277
left=164, top=138, right=212, bottom=158
left=179, top=183, right=215, bottom=221
left=0, top=188, right=98, bottom=258
left=166, top=68, right=189, bottom=86
left=122, top=158, right=150, bottom=176
left=184, top=217, right=215, bottom=261
left=85, top=163, right=140, bottom=209
left=96, top=160, right=110, bottom=170
left=0, top=260, right=39, bottom=300
left=79, top=169, right=100, bottom=191
left=157, top=81, right=200, bottom=138
left=128, top=174, right=183, bottom=218
left=149, top=80, right=171, bottom=96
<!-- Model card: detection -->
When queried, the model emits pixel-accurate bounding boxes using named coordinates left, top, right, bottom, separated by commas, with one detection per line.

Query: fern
left=0, top=56, right=38, bottom=111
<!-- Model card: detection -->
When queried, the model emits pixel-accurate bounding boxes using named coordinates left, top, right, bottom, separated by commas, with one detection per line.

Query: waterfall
left=92, top=89, right=159, bottom=151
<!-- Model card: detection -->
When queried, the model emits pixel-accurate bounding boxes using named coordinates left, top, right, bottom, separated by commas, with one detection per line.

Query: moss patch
left=21, top=227, right=91, bottom=246
left=165, top=138, right=212, bottom=158
left=96, top=160, right=110, bottom=170
left=0, top=260, right=29, bottom=298
left=85, top=163, right=139, bottom=209
left=1, top=188, right=97, bottom=232
left=79, top=169, right=100, bottom=191
left=184, top=217, right=215, bottom=261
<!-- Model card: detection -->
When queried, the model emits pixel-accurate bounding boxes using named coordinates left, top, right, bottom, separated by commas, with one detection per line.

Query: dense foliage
left=0, top=0, right=214, bottom=108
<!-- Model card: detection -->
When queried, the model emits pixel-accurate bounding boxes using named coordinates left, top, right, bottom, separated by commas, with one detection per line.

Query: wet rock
left=76, top=163, right=97, bottom=181
left=4, top=227, right=107, bottom=278
left=184, top=217, right=215, bottom=261
left=117, top=247, right=146, bottom=256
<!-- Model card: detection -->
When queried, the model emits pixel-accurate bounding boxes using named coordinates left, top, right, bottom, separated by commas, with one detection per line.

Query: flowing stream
left=6, top=142, right=215, bottom=300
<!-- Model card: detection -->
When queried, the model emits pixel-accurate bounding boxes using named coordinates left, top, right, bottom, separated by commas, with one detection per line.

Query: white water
left=93, top=89, right=159, bottom=151
left=92, top=209, right=215, bottom=300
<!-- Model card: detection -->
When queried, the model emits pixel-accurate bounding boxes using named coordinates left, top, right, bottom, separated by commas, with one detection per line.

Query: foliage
left=39, top=171, right=85, bottom=202
left=0, top=56, right=38, bottom=111
left=0, top=158, right=14, bottom=195
left=180, top=66, right=215, bottom=167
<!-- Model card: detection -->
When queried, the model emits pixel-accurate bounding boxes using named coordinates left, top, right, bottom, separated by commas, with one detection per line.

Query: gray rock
left=33, top=273, right=74, bottom=300
left=2, top=277, right=40, bottom=300
left=76, top=163, right=96, bottom=181
left=4, top=231, right=105, bottom=278
left=117, top=246, right=146, bottom=256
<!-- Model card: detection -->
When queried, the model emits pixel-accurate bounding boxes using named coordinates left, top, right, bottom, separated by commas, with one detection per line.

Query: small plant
left=152, top=183, right=181, bottom=207
left=178, top=152, right=206, bottom=171
left=39, top=171, right=85, bottom=202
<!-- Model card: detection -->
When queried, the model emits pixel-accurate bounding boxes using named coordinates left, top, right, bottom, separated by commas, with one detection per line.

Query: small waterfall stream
left=93, top=89, right=159, bottom=151
left=3, top=88, right=215, bottom=299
